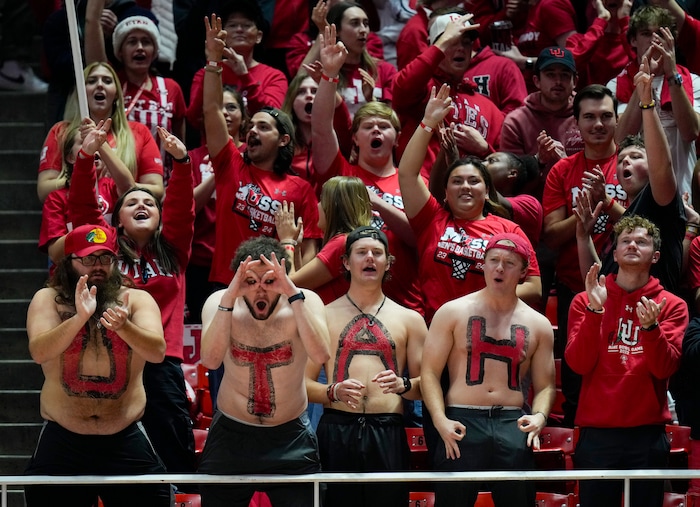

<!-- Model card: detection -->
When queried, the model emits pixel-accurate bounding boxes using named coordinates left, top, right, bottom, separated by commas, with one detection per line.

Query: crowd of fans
left=18, top=0, right=700, bottom=505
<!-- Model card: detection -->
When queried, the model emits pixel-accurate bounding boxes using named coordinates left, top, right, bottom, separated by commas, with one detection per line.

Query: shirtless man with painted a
left=199, top=236, right=330, bottom=507
left=422, top=232, right=556, bottom=507
left=307, top=226, right=427, bottom=507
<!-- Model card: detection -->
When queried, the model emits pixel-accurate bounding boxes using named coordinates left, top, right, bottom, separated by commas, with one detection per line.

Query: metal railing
left=4, top=469, right=700, bottom=507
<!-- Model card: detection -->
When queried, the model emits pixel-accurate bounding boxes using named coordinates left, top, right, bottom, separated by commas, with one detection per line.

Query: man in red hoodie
left=566, top=215, right=688, bottom=507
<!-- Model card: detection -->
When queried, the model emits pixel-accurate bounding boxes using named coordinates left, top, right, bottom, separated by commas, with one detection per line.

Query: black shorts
left=198, top=410, right=320, bottom=507
left=317, top=408, right=409, bottom=507
left=24, top=420, right=172, bottom=507
left=434, top=406, right=534, bottom=507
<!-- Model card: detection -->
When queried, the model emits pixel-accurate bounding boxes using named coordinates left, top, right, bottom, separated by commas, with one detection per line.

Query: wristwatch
left=668, top=72, right=683, bottom=86
left=288, top=291, right=305, bottom=304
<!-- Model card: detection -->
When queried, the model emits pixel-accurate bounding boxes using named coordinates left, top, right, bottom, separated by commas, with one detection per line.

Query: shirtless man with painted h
left=24, top=224, right=170, bottom=506
left=199, top=236, right=330, bottom=507
left=307, top=226, right=427, bottom=507
left=422, top=232, right=555, bottom=507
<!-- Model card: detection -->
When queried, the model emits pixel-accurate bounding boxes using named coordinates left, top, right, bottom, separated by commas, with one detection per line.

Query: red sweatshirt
left=566, top=275, right=687, bottom=428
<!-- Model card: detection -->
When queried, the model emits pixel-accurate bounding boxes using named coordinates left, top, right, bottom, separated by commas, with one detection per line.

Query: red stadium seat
left=535, top=491, right=576, bottom=506
left=667, top=424, right=692, bottom=493
left=534, top=426, right=577, bottom=493
left=174, top=493, right=201, bottom=507
left=474, top=491, right=494, bottom=507
left=408, top=491, right=434, bottom=507
left=405, top=427, right=429, bottom=471
left=663, top=492, right=688, bottom=507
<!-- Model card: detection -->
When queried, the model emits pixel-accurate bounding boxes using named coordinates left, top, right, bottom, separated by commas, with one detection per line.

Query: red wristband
left=419, top=121, right=434, bottom=133
left=321, top=73, right=340, bottom=84
left=78, top=148, right=91, bottom=159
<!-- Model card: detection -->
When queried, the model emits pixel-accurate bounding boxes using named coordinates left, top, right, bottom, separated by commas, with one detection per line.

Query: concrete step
left=0, top=123, right=46, bottom=151
left=0, top=269, right=48, bottom=300
left=0, top=150, right=41, bottom=181
left=0, top=181, right=41, bottom=211
left=0, top=241, right=47, bottom=270
left=0, top=422, right=42, bottom=450
left=0, top=361, right=42, bottom=390
left=0, top=329, right=31, bottom=361
left=0, top=301, right=30, bottom=328
left=0, top=211, right=41, bottom=239
left=0, top=392, right=41, bottom=426
left=0, top=91, right=47, bottom=122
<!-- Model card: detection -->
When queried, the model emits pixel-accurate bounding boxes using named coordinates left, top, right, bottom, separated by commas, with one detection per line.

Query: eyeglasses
left=70, top=254, right=116, bottom=266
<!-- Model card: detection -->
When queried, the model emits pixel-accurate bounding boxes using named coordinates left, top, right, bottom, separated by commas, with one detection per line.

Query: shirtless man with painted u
left=24, top=224, right=170, bottom=507
left=307, top=226, right=428, bottom=507
left=422, top=232, right=556, bottom=507
left=199, top=236, right=330, bottom=507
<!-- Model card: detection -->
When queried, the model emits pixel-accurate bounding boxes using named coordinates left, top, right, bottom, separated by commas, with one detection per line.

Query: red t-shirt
left=209, top=140, right=323, bottom=286
left=410, top=195, right=540, bottom=323
left=542, top=151, right=624, bottom=292
left=320, top=151, right=424, bottom=314
left=315, top=233, right=351, bottom=305
left=187, top=64, right=288, bottom=129
left=340, top=60, right=397, bottom=118
left=39, top=121, right=163, bottom=180
left=38, top=178, right=118, bottom=253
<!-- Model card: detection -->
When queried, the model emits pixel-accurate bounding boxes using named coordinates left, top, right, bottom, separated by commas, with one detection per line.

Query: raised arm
left=84, top=0, right=108, bottom=64
left=656, top=26, right=700, bottom=142
left=573, top=189, right=603, bottom=282
left=636, top=55, right=677, bottom=205
left=311, top=24, right=346, bottom=176
left=202, top=15, right=230, bottom=160
left=398, top=84, right=453, bottom=219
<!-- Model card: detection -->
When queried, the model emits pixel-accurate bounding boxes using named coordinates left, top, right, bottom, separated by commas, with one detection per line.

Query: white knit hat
left=112, top=16, right=161, bottom=62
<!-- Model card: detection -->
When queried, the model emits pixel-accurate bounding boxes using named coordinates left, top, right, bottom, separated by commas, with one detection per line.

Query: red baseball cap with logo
left=484, top=232, right=531, bottom=265
left=64, top=224, right=117, bottom=257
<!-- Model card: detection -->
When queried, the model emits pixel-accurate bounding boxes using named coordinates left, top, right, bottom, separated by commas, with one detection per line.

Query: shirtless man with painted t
left=422, top=232, right=556, bottom=507
left=199, top=236, right=330, bottom=507
left=24, top=224, right=170, bottom=507
left=307, top=226, right=427, bottom=507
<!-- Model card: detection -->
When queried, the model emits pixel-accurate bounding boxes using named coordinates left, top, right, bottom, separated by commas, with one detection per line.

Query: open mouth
left=133, top=53, right=147, bottom=63
left=622, top=169, right=632, bottom=179
left=363, top=266, right=377, bottom=273
left=255, top=300, right=268, bottom=312
left=304, top=102, right=313, bottom=114
left=94, top=92, right=106, bottom=101
left=370, top=139, right=382, bottom=149
left=247, top=136, right=261, bottom=147
left=135, top=211, right=149, bottom=220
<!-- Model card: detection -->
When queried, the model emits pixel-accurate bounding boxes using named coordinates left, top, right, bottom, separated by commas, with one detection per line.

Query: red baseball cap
left=65, top=225, right=117, bottom=257
left=484, top=232, right=530, bottom=265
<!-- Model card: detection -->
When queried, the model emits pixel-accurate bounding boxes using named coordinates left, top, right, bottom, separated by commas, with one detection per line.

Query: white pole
left=65, top=0, right=89, bottom=119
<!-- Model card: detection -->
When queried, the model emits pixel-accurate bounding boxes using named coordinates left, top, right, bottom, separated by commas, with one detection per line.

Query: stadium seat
left=663, top=492, right=688, bottom=507
left=474, top=491, right=495, bottom=507
left=174, top=493, right=202, bottom=507
left=534, top=426, right=577, bottom=493
left=408, top=491, right=434, bottom=507
left=667, top=424, right=692, bottom=493
left=405, top=427, right=429, bottom=471
left=535, top=491, right=576, bottom=506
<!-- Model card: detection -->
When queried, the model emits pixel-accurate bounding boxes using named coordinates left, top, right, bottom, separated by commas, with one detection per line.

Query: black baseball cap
left=535, top=46, right=576, bottom=74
